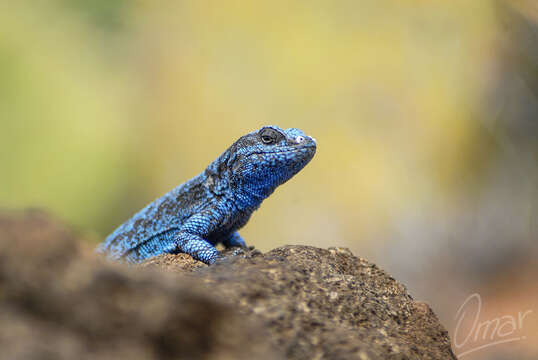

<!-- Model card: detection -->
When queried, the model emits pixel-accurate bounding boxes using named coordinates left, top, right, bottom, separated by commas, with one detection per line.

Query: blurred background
left=1, top=1, right=536, bottom=358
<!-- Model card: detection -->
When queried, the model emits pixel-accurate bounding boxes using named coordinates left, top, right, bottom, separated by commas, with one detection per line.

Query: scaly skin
left=97, top=126, right=316, bottom=264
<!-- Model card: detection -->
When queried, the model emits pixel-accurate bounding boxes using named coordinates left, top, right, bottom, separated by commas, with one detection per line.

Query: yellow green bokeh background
left=1, top=0, right=508, bottom=238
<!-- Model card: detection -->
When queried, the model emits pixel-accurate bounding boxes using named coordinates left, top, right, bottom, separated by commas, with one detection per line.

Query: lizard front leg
left=174, top=231, right=219, bottom=264
left=222, top=231, right=247, bottom=248
left=173, top=211, right=223, bottom=264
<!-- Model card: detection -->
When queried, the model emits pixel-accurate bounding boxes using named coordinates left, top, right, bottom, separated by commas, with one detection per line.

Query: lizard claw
left=211, top=253, right=228, bottom=265
left=211, top=247, right=252, bottom=265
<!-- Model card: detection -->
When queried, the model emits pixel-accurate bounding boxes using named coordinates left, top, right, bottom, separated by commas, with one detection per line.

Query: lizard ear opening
left=228, top=151, right=248, bottom=179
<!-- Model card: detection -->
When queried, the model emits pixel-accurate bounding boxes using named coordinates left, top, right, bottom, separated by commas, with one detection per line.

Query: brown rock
left=190, top=246, right=456, bottom=360
left=0, top=211, right=279, bottom=360
left=0, top=211, right=457, bottom=359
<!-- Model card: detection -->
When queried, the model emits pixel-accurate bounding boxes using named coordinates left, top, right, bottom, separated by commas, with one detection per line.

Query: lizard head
left=227, top=125, right=316, bottom=203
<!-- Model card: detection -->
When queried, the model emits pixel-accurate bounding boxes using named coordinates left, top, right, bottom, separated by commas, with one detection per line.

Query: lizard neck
left=204, top=146, right=277, bottom=212
left=233, top=185, right=274, bottom=213
left=203, top=148, right=233, bottom=196
left=231, top=170, right=280, bottom=212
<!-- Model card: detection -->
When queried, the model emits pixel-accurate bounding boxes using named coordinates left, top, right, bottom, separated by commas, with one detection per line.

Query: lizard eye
left=259, top=128, right=279, bottom=145
left=261, top=135, right=273, bottom=144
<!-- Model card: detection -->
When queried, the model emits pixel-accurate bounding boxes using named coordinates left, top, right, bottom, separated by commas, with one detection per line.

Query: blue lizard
left=97, top=126, right=316, bottom=264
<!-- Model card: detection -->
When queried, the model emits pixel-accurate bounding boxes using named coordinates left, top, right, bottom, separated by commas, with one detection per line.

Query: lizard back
left=98, top=174, right=209, bottom=260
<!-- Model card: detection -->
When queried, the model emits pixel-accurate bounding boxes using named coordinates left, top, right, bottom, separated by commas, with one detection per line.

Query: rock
left=0, top=211, right=457, bottom=359
left=0, top=211, right=279, bottom=360
left=152, top=246, right=457, bottom=360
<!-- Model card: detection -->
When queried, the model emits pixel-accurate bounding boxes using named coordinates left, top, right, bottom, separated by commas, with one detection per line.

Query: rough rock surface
left=0, top=211, right=278, bottom=360
left=0, top=211, right=457, bottom=360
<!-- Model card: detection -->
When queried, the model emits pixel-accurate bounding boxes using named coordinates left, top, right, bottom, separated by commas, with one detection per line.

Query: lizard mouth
left=248, top=143, right=316, bottom=158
